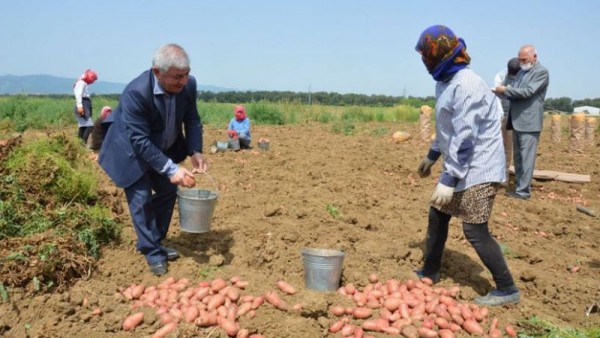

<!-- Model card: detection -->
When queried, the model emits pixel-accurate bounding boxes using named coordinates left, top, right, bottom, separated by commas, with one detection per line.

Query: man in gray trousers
left=493, top=44, right=550, bottom=200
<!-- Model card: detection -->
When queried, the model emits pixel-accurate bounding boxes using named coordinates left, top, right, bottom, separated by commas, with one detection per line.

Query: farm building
left=573, top=106, right=600, bottom=116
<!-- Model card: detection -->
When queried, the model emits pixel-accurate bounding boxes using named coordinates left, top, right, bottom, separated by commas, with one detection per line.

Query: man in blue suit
left=493, top=44, right=549, bottom=200
left=99, top=43, right=208, bottom=275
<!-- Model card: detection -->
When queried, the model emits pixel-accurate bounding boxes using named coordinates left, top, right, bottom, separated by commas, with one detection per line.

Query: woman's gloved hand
left=227, top=130, right=238, bottom=138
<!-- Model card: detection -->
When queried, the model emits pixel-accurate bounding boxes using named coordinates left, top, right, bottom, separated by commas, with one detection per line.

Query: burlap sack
left=420, top=105, right=433, bottom=142
left=585, top=117, right=597, bottom=145
left=569, top=113, right=586, bottom=153
left=550, top=114, right=562, bottom=143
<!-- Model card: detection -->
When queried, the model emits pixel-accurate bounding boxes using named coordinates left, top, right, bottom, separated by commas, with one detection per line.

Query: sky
left=1, top=0, right=598, bottom=100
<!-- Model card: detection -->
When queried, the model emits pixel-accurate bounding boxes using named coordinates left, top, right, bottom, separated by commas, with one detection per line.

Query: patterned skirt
left=434, top=183, right=499, bottom=224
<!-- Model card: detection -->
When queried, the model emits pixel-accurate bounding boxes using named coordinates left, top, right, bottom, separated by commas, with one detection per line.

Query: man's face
left=153, top=67, right=190, bottom=94
left=518, top=49, right=536, bottom=66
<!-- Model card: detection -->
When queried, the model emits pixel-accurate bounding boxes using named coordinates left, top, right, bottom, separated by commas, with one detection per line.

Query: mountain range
left=0, top=74, right=235, bottom=95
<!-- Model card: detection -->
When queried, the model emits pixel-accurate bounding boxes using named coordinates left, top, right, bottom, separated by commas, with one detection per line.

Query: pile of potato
left=117, top=276, right=298, bottom=337
left=328, top=274, right=517, bottom=337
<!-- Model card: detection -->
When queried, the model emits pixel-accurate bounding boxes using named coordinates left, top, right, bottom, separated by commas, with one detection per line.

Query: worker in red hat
left=227, top=105, right=252, bottom=149
left=73, top=69, right=98, bottom=145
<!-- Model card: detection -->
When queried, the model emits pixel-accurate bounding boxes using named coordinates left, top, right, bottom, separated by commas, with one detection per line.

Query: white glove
left=430, top=183, right=454, bottom=207
left=417, top=158, right=435, bottom=178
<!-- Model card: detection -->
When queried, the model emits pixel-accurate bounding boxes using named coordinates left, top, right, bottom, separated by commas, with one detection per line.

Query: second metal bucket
left=177, top=174, right=219, bottom=233
left=302, top=248, right=346, bottom=291
left=228, top=138, right=240, bottom=151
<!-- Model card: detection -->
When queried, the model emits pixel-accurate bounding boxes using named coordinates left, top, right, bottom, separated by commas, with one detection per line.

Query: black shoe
left=163, top=247, right=180, bottom=261
left=505, top=191, right=529, bottom=200
left=149, top=260, right=168, bottom=276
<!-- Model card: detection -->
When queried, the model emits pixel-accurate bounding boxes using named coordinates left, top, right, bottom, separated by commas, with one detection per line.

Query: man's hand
left=430, top=183, right=454, bottom=208
left=170, top=168, right=196, bottom=188
left=492, top=85, right=506, bottom=94
left=190, top=152, right=208, bottom=174
left=77, top=106, right=84, bottom=116
left=417, top=158, right=436, bottom=178
left=227, top=130, right=238, bottom=138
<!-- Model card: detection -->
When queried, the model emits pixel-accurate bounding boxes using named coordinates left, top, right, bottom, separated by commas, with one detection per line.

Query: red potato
left=221, top=318, right=239, bottom=337
left=435, top=317, right=450, bottom=330
left=340, top=324, right=356, bottom=336
left=237, top=328, right=250, bottom=338
left=345, top=283, right=357, bottom=295
left=352, top=307, right=373, bottom=319
left=489, top=328, right=502, bottom=338
left=330, top=305, right=346, bottom=316
left=329, top=320, right=345, bottom=333
left=505, top=325, right=517, bottom=337
left=122, top=312, right=144, bottom=331
left=438, top=329, right=455, bottom=338
left=276, top=280, right=297, bottom=295
left=237, top=302, right=253, bottom=317
left=292, top=303, right=303, bottom=311
left=384, top=297, right=401, bottom=311
left=184, top=305, right=199, bottom=323
left=251, top=296, right=264, bottom=309
left=417, top=327, right=438, bottom=338
left=230, top=275, right=241, bottom=284
left=353, top=327, right=364, bottom=338
left=160, top=312, right=176, bottom=325
left=152, top=322, right=178, bottom=338
left=211, top=278, right=227, bottom=292
left=225, top=286, right=241, bottom=302
left=235, top=280, right=249, bottom=289
left=462, top=319, right=484, bottom=335
left=368, top=273, right=379, bottom=283
left=361, top=320, right=383, bottom=332
left=131, top=284, right=146, bottom=299
left=265, top=291, right=287, bottom=310
left=207, top=294, right=226, bottom=310
left=91, top=308, right=103, bottom=316
left=448, top=323, right=462, bottom=333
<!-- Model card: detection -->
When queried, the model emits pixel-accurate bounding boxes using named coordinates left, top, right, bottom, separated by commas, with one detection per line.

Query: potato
left=152, top=322, right=177, bottom=338
left=438, top=329, right=456, bottom=338
left=237, top=328, right=250, bottom=338
left=417, top=327, right=438, bottom=338
left=265, top=291, right=287, bottom=310
left=340, top=324, right=356, bottom=336
left=122, top=312, right=144, bottom=331
left=352, top=307, right=373, bottom=319
left=330, top=305, right=345, bottom=316
left=505, top=325, right=517, bottom=337
left=329, top=320, right=345, bottom=333
left=220, top=318, right=239, bottom=337
left=276, top=280, right=297, bottom=295
left=368, top=273, right=379, bottom=283
left=462, top=319, right=484, bottom=335
left=400, top=325, right=419, bottom=338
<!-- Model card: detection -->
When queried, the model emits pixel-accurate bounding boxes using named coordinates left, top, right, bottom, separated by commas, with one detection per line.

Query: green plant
left=326, top=204, right=340, bottom=218
left=198, top=265, right=220, bottom=279
left=0, top=283, right=9, bottom=302
left=519, top=315, right=600, bottom=337
left=370, top=127, right=389, bottom=136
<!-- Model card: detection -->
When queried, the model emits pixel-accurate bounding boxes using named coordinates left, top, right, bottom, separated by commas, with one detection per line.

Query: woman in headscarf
left=227, top=105, right=252, bottom=150
left=414, top=25, right=520, bottom=306
left=73, top=69, right=98, bottom=145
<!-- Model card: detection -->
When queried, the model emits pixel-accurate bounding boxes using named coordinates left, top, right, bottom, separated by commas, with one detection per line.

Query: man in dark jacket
left=99, top=43, right=208, bottom=275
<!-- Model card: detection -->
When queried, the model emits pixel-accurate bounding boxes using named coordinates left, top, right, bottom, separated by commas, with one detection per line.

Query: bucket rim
left=177, top=189, right=219, bottom=200
left=302, top=247, right=346, bottom=257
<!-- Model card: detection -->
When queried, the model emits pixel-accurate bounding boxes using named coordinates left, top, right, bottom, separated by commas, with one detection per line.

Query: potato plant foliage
left=0, top=134, right=123, bottom=293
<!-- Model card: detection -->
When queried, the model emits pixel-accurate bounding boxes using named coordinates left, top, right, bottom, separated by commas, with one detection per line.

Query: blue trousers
left=124, top=170, right=177, bottom=265
left=512, top=131, right=540, bottom=198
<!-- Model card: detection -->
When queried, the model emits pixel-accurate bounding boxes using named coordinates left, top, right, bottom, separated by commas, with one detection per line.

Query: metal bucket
left=210, top=140, right=228, bottom=153
left=258, top=140, right=270, bottom=151
left=228, top=138, right=240, bottom=151
left=177, top=174, right=219, bottom=233
left=302, top=248, right=346, bottom=291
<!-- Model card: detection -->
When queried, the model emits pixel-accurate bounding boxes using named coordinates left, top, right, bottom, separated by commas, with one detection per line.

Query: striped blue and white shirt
left=427, top=68, right=506, bottom=192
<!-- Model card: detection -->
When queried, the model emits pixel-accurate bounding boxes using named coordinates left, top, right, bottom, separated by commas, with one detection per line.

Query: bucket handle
left=195, top=171, right=219, bottom=194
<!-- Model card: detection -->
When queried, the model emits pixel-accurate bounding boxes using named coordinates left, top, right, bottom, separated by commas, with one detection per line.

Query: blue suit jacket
left=98, top=70, right=203, bottom=188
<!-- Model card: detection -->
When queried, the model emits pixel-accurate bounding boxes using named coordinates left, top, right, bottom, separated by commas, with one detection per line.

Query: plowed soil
left=1, top=118, right=599, bottom=337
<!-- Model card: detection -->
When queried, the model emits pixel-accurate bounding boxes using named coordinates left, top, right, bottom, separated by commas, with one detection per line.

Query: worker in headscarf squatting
left=227, top=105, right=252, bottom=149
left=413, top=25, right=520, bottom=306
left=89, top=106, right=113, bottom=157
left=73, top=69, right=98, bottom=145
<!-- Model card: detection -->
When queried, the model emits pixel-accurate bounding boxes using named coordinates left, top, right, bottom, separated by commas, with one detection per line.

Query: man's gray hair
left=152, top=43, right=190, bottom=72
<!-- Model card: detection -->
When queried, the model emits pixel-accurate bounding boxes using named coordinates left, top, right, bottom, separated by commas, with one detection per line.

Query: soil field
left=1, top=118, right=599, bottom=337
